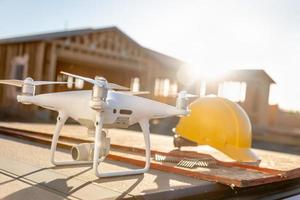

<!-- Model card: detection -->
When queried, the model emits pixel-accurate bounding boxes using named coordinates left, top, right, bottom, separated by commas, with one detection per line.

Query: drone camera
left=71, top=131, right=110, bottom=161
left=71, top=143, right=93, bottom=161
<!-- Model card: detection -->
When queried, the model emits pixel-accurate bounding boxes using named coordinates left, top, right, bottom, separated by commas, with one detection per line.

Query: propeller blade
left=177, top=91, right=198, bottom=98
left=184, top=94, right=198, bottom=98
left=33, top=81, right=69, bottom=86
left=118, top=91, right=150, bottom=95
left=0, top=79, right=69, bottom=87
left=60, top=71, right=95, bottom=85
left=0, top=80, right=23, bottom=87
left=108, top=83, right=129, bottom=90
left=61, top=71, right=129, bottom=90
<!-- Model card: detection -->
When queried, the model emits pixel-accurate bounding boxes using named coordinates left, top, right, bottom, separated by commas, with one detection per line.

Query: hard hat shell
left=175, top=96, right=259, bottom=162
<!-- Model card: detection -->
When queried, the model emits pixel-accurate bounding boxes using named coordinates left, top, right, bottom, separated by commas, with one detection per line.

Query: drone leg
left=50, top=112, right=93, bottom=166
left=93, top=118, right=151, bottom=178
left=93, top=112, right=105, bottom=176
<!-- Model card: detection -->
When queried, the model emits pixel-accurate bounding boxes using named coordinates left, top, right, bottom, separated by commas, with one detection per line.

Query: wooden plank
left=45, top=43, right=57, bottom=92
left=254, top=129, right=300, bottom=146
left=54, top=39, right=146, bottom=64
left=33, top=42, right=45, bottom=94
left=3, top=45, right=16, bottom=106
left=1, top=125, right=300, bottom=188
left=0, top=45, right=6, bottom=104
left=56, top=48, right=144, bottom=71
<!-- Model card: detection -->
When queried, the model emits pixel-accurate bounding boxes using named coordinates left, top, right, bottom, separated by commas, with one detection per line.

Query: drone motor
left=21, top=77, right=35, bottom=96
left=175, top=91, right=198, bottom=114
left=90, top=76, right=108, bottom=111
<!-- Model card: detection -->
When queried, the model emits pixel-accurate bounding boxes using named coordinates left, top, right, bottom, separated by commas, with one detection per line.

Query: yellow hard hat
left=175, top=96, right=259, bottom=162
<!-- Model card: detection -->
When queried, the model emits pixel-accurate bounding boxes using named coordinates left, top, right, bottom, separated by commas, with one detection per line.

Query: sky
left=0, top=0, right=300, bottom=110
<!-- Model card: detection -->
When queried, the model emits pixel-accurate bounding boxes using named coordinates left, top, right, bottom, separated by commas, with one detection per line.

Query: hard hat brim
left=218, top=145, right=260, bottom=163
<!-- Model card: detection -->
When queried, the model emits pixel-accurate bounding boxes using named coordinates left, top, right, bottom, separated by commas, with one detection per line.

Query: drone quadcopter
left=0, top=72, right=195, bottom=178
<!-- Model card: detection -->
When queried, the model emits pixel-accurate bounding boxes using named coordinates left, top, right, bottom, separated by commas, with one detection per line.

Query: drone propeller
left=176, top=91, right=198, bottom=111
left=61, top=71, right=129, bottom=90
left=0, top=78, right=68, bottom=87
left=0, top=77, right=68, bottom=97
left=33, top=81, right=68, bottom=86
left=107, top=83, right=129, bottom=91
left=118, top=91, right=150, bottom=95
left=0, top=80, right=24, bottom=87
left=177, top=91, right=198, bottom=98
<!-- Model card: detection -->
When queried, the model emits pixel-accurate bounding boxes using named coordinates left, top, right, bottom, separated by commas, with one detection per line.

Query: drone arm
left=93, top=118, right=151, bottom=177
left=50, top=111, right=92, bottom=165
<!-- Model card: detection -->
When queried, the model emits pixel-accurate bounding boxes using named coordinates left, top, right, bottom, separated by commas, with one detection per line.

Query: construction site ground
left=0, top=122, right=300, bottom=199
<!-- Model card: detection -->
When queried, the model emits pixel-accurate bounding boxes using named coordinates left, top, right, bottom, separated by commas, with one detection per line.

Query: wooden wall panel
left=42, top=43, right=57, bottom=93
left=0, top=45, right=6, bottom=104
left=3, top=44, right=18, bottom=106
left=33, top=42, right=45, bottom=94
left=0, top=29, right=185, bottom=120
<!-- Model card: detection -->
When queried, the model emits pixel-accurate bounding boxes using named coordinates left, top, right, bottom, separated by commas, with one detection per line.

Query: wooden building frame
left=0, top=27, right=185, bottom=120
left=0, top=26, right=275, bottom=128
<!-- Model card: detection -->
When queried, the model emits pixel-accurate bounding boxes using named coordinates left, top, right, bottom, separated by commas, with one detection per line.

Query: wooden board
left=0, top=123, right=300, bottom=188
left=107, top=147, right=300, bottom=188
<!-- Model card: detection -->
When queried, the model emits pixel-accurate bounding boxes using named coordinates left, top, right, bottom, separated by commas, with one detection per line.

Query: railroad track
left=0, top=125, right=289, bottom=187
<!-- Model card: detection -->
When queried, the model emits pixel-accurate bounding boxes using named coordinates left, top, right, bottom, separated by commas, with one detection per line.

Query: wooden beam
left=34, top=42, right=45, bottom=94
left=56, top=38, right=147, bottom=63
left=3, top=46, right=14, bottom=106
left=0, top=45, right=5, bottom=105
left=56, top=48, right=144, bottom=71
left=54, top=39, right=145, bottom=64
left=44, top=43, right=57, bottom=92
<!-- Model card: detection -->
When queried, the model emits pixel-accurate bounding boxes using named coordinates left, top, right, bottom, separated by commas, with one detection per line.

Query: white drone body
left=0, top=72, right=194, bottom=178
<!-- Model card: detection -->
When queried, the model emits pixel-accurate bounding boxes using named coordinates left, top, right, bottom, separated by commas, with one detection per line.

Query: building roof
left=143, top=47, right=185, bottom=69
left=0, top=26, right=119, bottom=44
left=0, top=29, right=274, bottom=80
left=0, top=26, right=186, bottom=68
left=223, top=69, right=275, bottom=84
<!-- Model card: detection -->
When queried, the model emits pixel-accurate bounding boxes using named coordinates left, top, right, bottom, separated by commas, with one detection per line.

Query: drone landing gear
left=50, top=112, right=92, bottom=165
left=93, top=116, right=151, bottom=178
left=50, top=112, right=151, bottom=178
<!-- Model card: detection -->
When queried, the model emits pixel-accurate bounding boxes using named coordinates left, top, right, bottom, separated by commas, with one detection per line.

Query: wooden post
left=0, top=45, right=5, bottom=105
left=44, top=43, right=57, bottom=93
left=34, top=42, right=45, bottom=94
left=3, top=46, right=14, bottom=106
